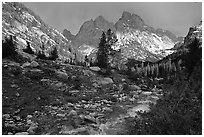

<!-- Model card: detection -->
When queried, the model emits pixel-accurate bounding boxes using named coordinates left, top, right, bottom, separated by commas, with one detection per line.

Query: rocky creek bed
left=2, top=59, right=163, bottom=135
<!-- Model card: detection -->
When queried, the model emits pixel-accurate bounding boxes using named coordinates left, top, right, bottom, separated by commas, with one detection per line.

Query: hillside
left=2, top=2, right=74, bottom=60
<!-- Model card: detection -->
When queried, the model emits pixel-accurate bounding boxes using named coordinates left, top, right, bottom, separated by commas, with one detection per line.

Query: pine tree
left=96, top=29, right=119, bottom=70
left=49, top=46, right=58, bottom=60
left=96, top=32, right=108, bottom=68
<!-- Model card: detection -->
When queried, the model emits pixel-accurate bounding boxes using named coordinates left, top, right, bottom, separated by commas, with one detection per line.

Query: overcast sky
left=23, top=2, right=202, bottom=36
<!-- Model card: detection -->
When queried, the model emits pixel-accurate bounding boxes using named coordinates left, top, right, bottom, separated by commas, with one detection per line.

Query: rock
left=69, top=110, right=77, bottom=116
left=3, top=114, right=10, bottom=119
left=150, top=95, right=160, bottom=100
left=8, top=62, right=20, bottom=67
left=8, top=132, right=13, bottom=135
left=88, top=127, right=99, bottom=135
left=22, top=62, right=31, bottom=68
left=27, top=125, right=38, bottom=134
left=40, top=78, right=50, bottom=82
left=121, top=78, right=126, bottom=82
left=9, top=66, right=22, bottom=75
left=15, top=92, right=20, bottom=97
left=128, top=85, right=141, bottom=91
left=90, top=66, right=101, bottom=72
left=89, top=112, right=97, bottom=117
left=92, top=83, right=99, bottom=88
left=15, top=132, right=29, bottom=135
left=66, top=103, right=74, bottom=107
left=69, top=90, right=80, bottom=94
left=27, top=115, right=32, bottom=119
left=141, top=91, right=152, bottom=96
left=68, top=127, right=87, bottom=135
left=60, top=125, right=74, bottom=134
left=103, top=107, right=112, bottom=112
left=56, top=70, right=68, bottom=79
left=11, top=84, right=18, bottom=88
left=14, top=116, right=21, bottom=121
left=84, top=115, right=96, bottom=123
left=56, top=113, right=66, bottom=117
left=83, top=70, right=95, bottom=76
left=27, top=119, right=33, bottom=125
left=55, top=82, right=64, bottom=88
left=96, top=77, right=114, bottom=85
left=29, top=69, right=42, bottom=73
left=30, top=61, right=39, bottom=67
left=128, top=104, right=150, bottom=117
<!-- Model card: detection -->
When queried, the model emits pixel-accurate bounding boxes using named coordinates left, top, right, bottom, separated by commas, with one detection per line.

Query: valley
left=2, top=2, right=202, bottom=135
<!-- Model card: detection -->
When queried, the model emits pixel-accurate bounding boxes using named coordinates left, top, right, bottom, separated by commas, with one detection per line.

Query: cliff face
left=63, top=29, right=75, bottom=41
left=2, top=2, right=74, bottom=60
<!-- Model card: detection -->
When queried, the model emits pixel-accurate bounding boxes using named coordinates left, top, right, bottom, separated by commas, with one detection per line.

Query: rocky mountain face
left=172, top=22, right=202, bottom=50
left=63, top=29, right=75, bottom=41
left=69, top=11, right=181, bottom=62
left=2, top=2, right=74, bottom=60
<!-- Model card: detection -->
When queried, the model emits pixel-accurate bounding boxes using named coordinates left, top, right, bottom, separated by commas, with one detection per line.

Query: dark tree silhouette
left=2, top=35, right=18, bottom=58
left=96, top=32, right=109, bottom=68
left=49, top=46, right=58, bottom=60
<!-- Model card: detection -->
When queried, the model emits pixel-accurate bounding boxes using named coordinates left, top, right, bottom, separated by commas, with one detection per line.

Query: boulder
left=84, top=115, right=96, bottom=123
left=67, top=127, right=87, bottom=135
left=128, top=84, right=141, bottom=91
left=60, top=125, right=74, bottom=134
left=83, top=70, right=95, bottom=76
left=15, top=132, right=29, bottom=135
left=141, top=91, right=152, bottom=96
left=3, top=114, right=10, bottom=119
left=96, top=77, right=114, bottom=85
left=90, top=66, right=101, bottom=72
left=22, top=62, right=31, bottom=68
left=30, top=61, right=39, bottom=67
left=56, top=70, right=68, bottom=79
left=68, top=110, right=77, bottom=116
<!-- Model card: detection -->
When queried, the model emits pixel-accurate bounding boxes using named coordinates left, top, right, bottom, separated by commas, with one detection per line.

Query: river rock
left=67, top=127, right=87, bottom=135
left=22, top=62, right=31, bottom=68
left=96, top=77, right=114, bottom=85
left=60, top=125, right=74, bottom=134
left=30, top=61, right=39, bottom=67
left=141, top=91, right=152, bottom=96
left=3, top=114, right=10, bottom=119
left=128, top=85, right=141, bottom=91
left=15, top=132, right=29, bottom=135
left=84, top=115, right=96, bottom=123
left=69, top=110, right=77, bottom=116
left=90, top=66, right=101, bottom=72
left=56, top=70, right=68, bottom=79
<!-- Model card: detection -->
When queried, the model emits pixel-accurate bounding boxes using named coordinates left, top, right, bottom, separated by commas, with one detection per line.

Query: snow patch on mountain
left=116, top=28, right=175, bottom=60
left=78, top=44, right=96, bottom=56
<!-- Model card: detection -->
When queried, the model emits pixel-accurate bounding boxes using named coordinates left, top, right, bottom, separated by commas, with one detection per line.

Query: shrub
left=2, top=35, right=18, bottom=58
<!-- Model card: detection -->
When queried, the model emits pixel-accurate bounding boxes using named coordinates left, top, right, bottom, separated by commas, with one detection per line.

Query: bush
left=48, top=46, right=58, bottom=61
left=36, top=51, right=47, bottom=60
left=2, top=35, right=18, bottom=58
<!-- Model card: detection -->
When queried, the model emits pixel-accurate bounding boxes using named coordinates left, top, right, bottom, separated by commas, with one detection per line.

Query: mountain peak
left=122, top=11, right=132, bottom=19
left=95, top=15, right=106, bottom=22
left=116, top=11, right=145, bottom=31
left=63, top=29, right=75, bottom=40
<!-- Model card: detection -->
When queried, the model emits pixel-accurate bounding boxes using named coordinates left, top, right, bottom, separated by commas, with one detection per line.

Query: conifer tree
left=49, top=46, right=58, bottom=60
left=96, top=32, right=108, bottom=68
